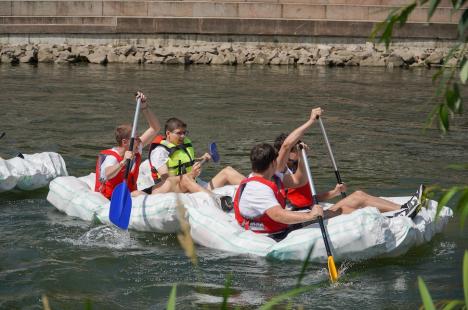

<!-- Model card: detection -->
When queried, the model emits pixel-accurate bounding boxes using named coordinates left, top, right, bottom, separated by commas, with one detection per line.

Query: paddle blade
left=209, top=142, right=220, bottom=163
left=327, top=255, right=339, bottom=282
left=109, top=182, right=132, bottom=230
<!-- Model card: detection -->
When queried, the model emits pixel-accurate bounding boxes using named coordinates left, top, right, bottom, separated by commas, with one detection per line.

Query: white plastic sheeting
left=47, top=172, right=452, bottom=262
left=186, top=195, right=452, bottom=262
left=47, top=173, right=235, bottom=233
left=0, top=152, right=68, bottom=192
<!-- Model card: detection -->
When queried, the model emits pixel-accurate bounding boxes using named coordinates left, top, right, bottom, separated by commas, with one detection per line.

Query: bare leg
left=178, top=175, right=211, bottom=194
left=329, top=190, right=400, bottom=214
left=131, top=190, right=146, bottom=197
left=151, top=175, right=209, bottom=195
left=208, top=166, right=245, bottom=190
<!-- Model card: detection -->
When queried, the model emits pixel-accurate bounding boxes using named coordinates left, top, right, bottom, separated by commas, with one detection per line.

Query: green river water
left=0, top=64, right=467, bottom=309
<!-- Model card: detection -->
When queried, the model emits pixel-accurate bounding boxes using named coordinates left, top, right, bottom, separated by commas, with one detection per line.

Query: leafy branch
left=371, top=0, right=467, bottom=132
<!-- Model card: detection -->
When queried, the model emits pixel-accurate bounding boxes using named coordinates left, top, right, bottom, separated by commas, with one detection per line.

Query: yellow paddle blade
left=328, top=256, right=339, bottom=282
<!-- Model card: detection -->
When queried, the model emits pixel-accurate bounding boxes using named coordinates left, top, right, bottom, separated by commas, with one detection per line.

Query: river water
left=0, top=64, right=467, bottom=309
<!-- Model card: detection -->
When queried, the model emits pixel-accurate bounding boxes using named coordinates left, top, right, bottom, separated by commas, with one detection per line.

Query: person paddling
left=148, top=117, right=245, bottom=193
left=95, top=92, right=209, bottom=200
left=233, top=108, right=325, bottom=241
left=95, top=92, right=159, bottom=199
left=273, top=133, right=423, bottom=219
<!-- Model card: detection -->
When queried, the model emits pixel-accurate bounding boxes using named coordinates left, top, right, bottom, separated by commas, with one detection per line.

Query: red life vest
left=94, top=149, right=141, bottom=199
left=148, top=135, right=165, bottom=182
left=287, top=183, right=313, bottom=209
left=233, top=175, right=289, bottom=234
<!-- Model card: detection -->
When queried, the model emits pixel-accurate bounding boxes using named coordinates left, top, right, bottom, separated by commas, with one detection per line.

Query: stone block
left=57, top=1, right=102, bottom=17
left=192, top=2, right=238, bottom=18
left=148, top=2, right=193, bottom=17
left=0, top=1, right=11, bottom=16
left=116, top=17, right=155, bottom=33
left=103, top=1, right=148, bottom=17
left=0, top=16, right=113, bottom=25
left=408, top=7, right=451, bottom=23
left=282, top=4, right=326, bottom=19
left=12, top=1, right=57, bottom=16
left=238, top=3, right=281, bottom=18
left=154, top=17, right=200, bottom=33
left=280, top=0, right=328, bottom=4
left=450, top=9, right=464, bottom=23
left=326, top=5, right=369, bottom=20
left=368, top=6, right=392, bottom=21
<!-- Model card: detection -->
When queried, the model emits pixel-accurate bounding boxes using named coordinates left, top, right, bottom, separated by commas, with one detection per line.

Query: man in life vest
left=233, top=108, right=325, bottom=240
left=148, top=117, right=245, bottom=193
left=273, top=132, right=422, bottom=219
left=95, top=92, right=207, bottom=199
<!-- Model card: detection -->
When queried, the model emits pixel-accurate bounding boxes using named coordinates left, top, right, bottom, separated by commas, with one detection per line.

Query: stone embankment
left=0, top=42, right=462, bottom=67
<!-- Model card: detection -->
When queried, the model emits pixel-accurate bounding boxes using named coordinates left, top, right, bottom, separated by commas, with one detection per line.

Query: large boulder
left=386, top=54, right=405, bottom=67
left=253, top=52, right=269, bottom=65
left=224, top=52, right=237, bottom=65
left=119, top=45, right=136, bottom=57
left=107, top=52, right=120, bottom=63
left=360, top=54, right=385, bottom=66
left=124, top=52, right=143, bottom=64
left=19, top=49, right=37, bottom=63
left=54, top=50, right=71, bottom=64
left=297, top=56, right=314, bottom=65
left=164, top=56, right=180, bottom=64
left=87, top=51, right=108, bottom=65
left=211, top=54, right=227, bottom=65
left=37, top=48, right=55, bottom=63
left=316, top=56, right=330, bottom=66
left=425, top=51, right=444, bottom=66
left=145, top=55, right=165, bottom=64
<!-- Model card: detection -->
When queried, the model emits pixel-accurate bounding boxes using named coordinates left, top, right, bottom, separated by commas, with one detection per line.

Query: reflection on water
left=0, top=64, right=466, bottom=309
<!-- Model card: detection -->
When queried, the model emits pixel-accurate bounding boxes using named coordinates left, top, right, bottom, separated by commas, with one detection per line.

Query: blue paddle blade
left=109, top=181, right=132, bottom=230
left=209, top=142, right=220, bottom=163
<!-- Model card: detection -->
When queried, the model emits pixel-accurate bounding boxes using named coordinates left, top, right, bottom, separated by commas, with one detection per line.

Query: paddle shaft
left=124, top=97, right=142, bottom=179
left=317, top=117, right=346, bottom=198
left=300, top=147, right=333, bottom=258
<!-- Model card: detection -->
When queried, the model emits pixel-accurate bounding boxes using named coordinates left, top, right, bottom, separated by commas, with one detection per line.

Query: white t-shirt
left=150, top=146, right=170, bottom=171
left=100, top=146, right=142, bottom=181
left=238, top=172, right=285, bottom=219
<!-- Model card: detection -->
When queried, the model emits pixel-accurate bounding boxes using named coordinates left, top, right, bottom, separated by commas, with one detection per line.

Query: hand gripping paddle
left=200, top=142, right=220, bottom=165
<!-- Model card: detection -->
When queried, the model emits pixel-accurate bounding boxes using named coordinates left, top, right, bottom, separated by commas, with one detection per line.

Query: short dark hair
left=273, top=133, right=288, bottom=152
left=250, top=143, right=278, bottom=173
left=165, top=118, right=187, bottom=132
left=274, top=133, right=302, bottom=152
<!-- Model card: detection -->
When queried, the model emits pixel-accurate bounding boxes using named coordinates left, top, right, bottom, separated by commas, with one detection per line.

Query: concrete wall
left=0, top=0, right=464, bottom=45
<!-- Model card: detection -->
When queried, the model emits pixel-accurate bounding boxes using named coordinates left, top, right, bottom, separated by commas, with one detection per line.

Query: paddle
left=0, top=132, right=5, bottom=140
left=300, top=146, right=339, bottom=282
left=199, top=142, right=220, bottom=165
left=317, top=117, right=346, bottom=198
left=109, top=96, right=142, bottom=230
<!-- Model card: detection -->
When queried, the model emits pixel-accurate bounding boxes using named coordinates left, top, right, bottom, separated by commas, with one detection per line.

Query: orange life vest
left=287, top=183, right=313, bottom=209
left=233, top=175, right=289, bottom=234
left=94, top=149, right=141, bottom=199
